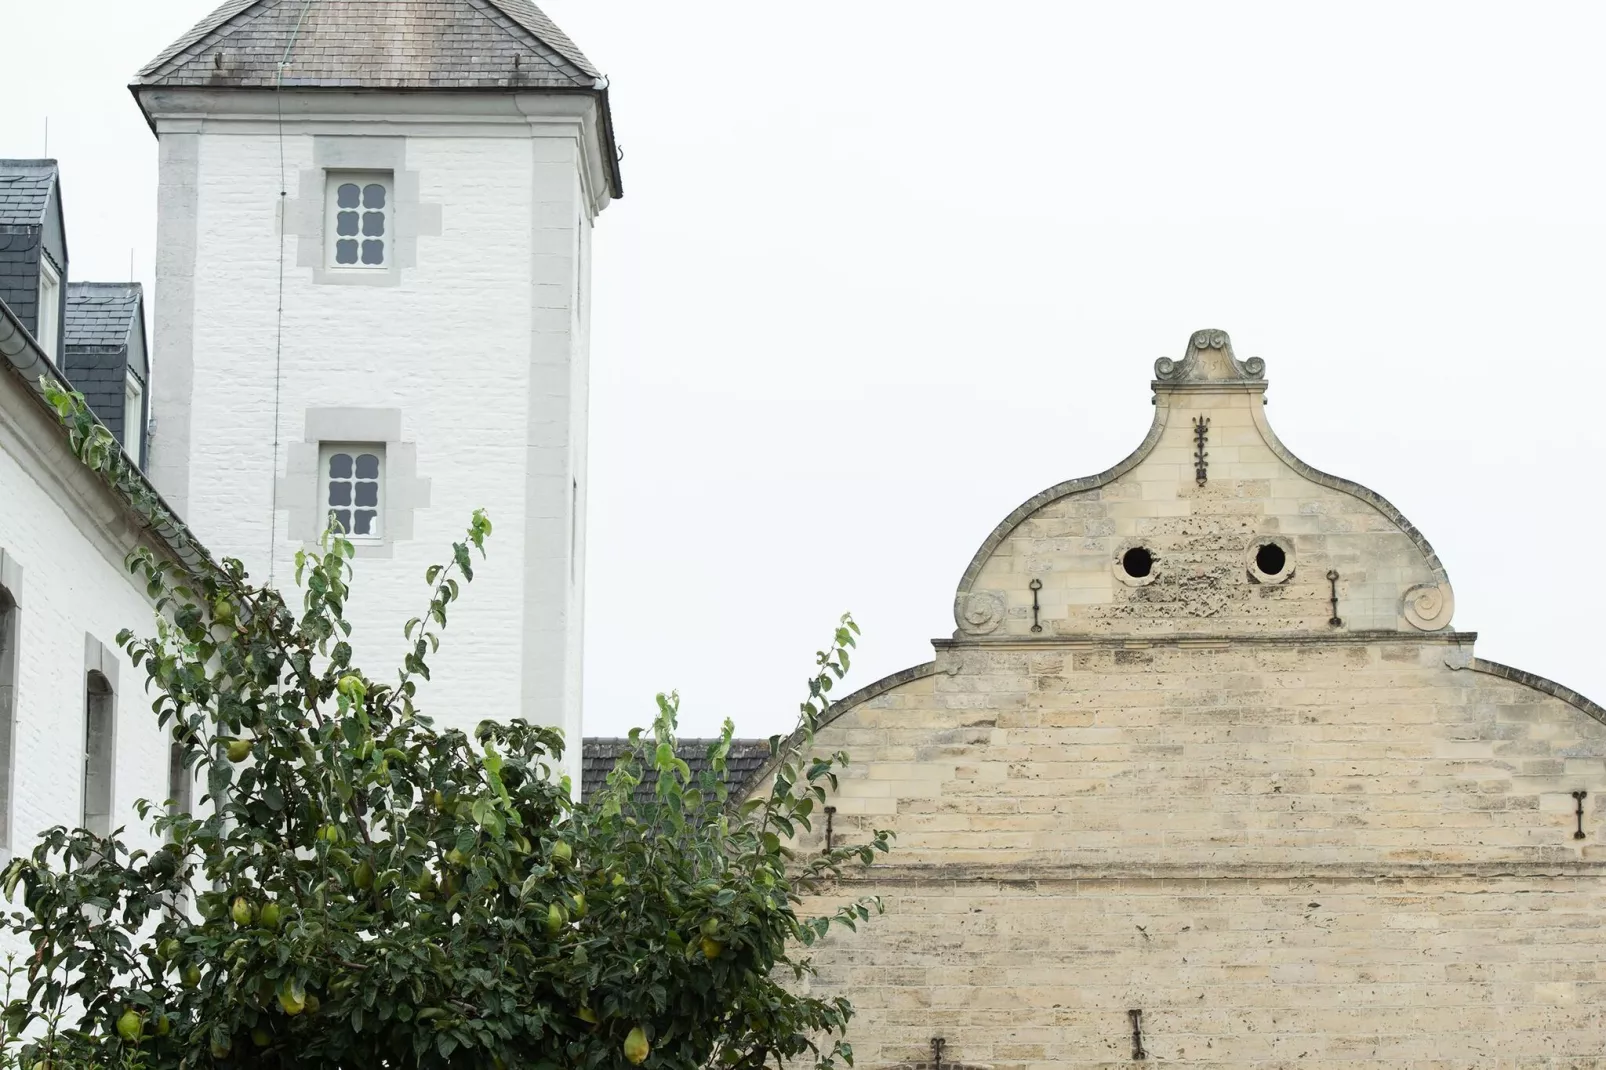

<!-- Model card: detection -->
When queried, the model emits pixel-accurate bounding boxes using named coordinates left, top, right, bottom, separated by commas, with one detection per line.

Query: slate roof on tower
left=131, top=0, right=622, bottom=196
left=134, top=0, right=600, bottom=89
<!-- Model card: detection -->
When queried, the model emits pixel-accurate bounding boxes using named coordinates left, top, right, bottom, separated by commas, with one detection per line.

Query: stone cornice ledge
left=933, top=630, right=1478, bottom=652
left=817, top=859, right=1606, bottom=885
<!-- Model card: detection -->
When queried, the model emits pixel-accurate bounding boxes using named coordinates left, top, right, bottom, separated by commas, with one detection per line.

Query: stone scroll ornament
left=955, top=590, right=1006, bottom=635
left=1402, top=582, right=1455, bottom=630
left=1154, top=329, right=1266, bottom=383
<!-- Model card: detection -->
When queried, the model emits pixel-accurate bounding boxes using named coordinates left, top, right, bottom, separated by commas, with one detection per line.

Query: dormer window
left=326, top=173, right=391, bottom=268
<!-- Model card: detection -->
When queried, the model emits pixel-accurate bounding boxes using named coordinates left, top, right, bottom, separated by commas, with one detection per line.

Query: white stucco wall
left=0, top=374, right=173, bottom=863
left=143, top=92, right=609, bottom=787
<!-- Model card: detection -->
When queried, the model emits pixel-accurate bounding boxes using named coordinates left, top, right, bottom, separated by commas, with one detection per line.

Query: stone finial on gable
left=1154, top=329, right=1266, bottom=384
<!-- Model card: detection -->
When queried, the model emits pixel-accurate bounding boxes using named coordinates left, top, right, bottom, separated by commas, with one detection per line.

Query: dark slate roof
left=134, top=0, right=599, bottom=89
left=65, top=283, right=142, bottom=351
left=0, top=161, right=57, bottom=227
left=580, top=738, right=773, bottom=804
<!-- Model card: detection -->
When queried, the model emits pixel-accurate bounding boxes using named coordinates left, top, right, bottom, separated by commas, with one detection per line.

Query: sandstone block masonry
left=757, top=332, right=1606, bottom=1068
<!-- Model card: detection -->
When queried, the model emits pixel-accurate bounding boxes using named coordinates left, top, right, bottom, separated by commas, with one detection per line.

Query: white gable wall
left=143, top=91, right=607, bottom=786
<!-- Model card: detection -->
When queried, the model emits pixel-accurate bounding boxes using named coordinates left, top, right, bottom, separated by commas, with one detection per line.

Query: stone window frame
left=82, top=635, right=120, bottom=840
left=0, top=549, right=22, bottom=851
left=277, top=408, right=431, bottom=560
left=283, top=136, right=441, bottom=288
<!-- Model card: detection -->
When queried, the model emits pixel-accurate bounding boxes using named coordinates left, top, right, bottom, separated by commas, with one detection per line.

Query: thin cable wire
left=268, top=0, right=316, bottom=583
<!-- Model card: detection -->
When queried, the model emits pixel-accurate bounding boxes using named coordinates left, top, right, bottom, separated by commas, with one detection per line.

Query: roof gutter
left=593, top=82, right=623, bottom=200
left=0, top=305, right=49, bottom=380
left=0, top=296, right=219, bottom=581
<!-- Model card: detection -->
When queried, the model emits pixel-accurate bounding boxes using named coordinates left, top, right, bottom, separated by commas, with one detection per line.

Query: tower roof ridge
left=133, top=0, right=600, bottom=90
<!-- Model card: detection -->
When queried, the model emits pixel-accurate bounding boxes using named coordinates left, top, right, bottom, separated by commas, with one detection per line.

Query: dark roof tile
left=0, top=161, right=57, bottom=228
left=65, top=282, right=142, bottom=350
left=580, top=737, right=772, bottom=804
left=135, top=0, right=598, bottom=90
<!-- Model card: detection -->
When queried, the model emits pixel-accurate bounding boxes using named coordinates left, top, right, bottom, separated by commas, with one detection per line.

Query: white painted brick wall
left=149, top=104, right=601, bottom=787
left=0, top=384, right=173, bottom=865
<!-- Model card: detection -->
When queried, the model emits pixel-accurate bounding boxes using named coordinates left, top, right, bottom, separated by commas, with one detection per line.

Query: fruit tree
left=0, top=383, right=890, bottom=1069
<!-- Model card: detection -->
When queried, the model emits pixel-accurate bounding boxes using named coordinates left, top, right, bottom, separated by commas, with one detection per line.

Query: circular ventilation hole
left=1121, top=547, right=1154, bottom=579
left=1255, top=542, right=1286, bottom=575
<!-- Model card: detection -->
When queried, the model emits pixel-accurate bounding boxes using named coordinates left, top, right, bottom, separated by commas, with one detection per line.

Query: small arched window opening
left=83, top=670, right=115, bottom=838
left=167, top=742, right=193, bottom=825
left=0, top=585, right=17, bottom=848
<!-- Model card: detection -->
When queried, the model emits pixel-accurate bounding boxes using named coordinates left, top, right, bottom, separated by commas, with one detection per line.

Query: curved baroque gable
left=745, top=330, right=1606, bottom=1067
left=953, top=330, right=1454, bottom=638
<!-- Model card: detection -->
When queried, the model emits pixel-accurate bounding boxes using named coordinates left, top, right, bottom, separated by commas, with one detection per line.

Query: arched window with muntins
left=83, top=670, right=115, bottom=838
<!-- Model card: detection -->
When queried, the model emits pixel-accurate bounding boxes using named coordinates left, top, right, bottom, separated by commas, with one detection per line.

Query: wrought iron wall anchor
left=1192, top=417, right=1210, bottom=486
left=1128, top=1009, right=1147, bottom=1060
left=1574, top=792, right=1588, bottom=840
left=930, top=1037, right=945, bottom=1070
left=824, top=806, right=836, bottom=850
left=1326, top=570, right=1343, bottom=628
left=1029, top=578, right=1043, bottom=633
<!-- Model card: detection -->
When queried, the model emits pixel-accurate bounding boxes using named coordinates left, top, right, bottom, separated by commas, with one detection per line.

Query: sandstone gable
left=762, top=331, right=1606, bottom=1068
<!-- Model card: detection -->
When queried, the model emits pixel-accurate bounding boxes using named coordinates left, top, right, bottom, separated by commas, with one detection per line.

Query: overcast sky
left=4, top=1, right=1605, bottom=743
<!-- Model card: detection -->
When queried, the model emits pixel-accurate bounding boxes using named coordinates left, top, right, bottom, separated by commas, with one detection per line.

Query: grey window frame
left=283, top=137, right=440, bottom=288
left=276, top=409, right=431, bottom=560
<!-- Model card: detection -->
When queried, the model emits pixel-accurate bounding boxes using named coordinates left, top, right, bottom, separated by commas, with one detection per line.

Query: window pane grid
left=327, top=173, right=391, bottom=269
left=324, top=447, right=383, bottom=539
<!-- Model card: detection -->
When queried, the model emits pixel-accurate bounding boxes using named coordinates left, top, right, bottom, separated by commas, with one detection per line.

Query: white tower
left=133, top=1, right=620, bottom=786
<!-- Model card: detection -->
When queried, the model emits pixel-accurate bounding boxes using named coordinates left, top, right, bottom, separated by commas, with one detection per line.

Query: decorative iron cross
left=1192, top=417, right=1209, bottom=486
